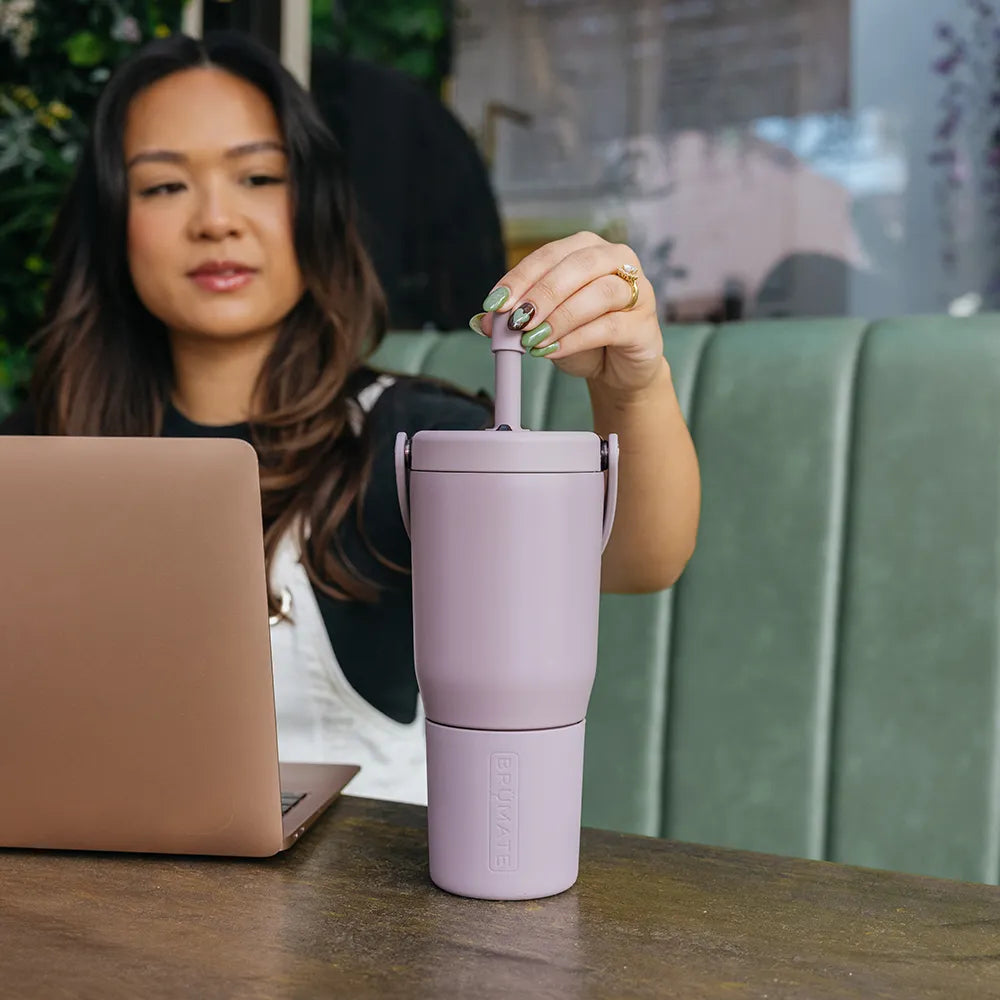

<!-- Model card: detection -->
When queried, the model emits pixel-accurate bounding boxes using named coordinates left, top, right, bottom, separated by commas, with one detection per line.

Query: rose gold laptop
left=0, top=435, right=358, bottom=856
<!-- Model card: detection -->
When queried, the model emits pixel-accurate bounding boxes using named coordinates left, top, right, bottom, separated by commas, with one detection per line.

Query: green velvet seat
left=371, top=316, right=1000, bottom=884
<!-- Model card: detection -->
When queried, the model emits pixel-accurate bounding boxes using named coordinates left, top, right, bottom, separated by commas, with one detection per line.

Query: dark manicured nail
left=508, top=302, right=536, bottom=331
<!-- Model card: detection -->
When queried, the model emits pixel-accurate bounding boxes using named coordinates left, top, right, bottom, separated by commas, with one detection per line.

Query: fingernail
left=521, top=321, right=551, bottom=350
left=483, top=285, right=511, bottom=312
left=530, top=342, right=559, bottom=358
left=469, top=312, right=488, bottom=336
left=508, top=302, right=536, bottom=331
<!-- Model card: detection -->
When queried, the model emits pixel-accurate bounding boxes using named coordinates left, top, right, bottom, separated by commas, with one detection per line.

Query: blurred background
left=2, top=0, right=999, bottom=413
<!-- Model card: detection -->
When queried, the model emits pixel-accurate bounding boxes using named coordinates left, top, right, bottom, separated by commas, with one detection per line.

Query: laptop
left=0, top=435, right=358, bottom=856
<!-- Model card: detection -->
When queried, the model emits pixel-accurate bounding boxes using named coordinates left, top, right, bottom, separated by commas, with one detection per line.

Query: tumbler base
left=424, top=718, right=586, bottom=900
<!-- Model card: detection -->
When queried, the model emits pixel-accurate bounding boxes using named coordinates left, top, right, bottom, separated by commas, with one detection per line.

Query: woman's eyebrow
left=126, top=140, right=287, bottom=169
left=224, top=140, right=286, bottom=159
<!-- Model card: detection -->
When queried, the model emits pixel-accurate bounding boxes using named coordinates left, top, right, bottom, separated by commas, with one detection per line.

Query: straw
left=490, top=321, right=526, bottom=430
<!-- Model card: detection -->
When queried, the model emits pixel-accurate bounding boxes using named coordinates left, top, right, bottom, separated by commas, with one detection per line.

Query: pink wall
left=662, top=131, right=864, bottom=317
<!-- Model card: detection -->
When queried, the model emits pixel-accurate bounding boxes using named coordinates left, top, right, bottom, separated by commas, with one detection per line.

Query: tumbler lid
left=409, top=428, right=602, bottom=474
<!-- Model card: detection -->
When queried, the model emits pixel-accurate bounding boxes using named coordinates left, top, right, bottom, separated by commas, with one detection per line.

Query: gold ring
left=614, top=263, right=640, bottom=310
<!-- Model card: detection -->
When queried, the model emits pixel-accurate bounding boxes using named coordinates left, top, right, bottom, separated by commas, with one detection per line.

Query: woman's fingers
left=502, top=243, right=640, bottom=333
left=518, top=273, right=644, bottom=350
left=472, top=234, right=648, bottom=352
left=481, top=231, right=605, bottom=318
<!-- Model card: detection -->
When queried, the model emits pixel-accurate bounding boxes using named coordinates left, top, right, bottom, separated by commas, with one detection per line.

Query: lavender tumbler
left=394, top=323, right=618, bottom=899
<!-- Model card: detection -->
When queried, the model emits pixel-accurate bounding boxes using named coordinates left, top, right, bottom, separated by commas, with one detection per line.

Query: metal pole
left=281, top=0, right=311, bottom=88
left=182, top=0, right=203, bottom=37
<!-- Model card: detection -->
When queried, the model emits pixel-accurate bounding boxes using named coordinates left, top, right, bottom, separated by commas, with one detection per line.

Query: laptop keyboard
left=281, top=791, right=305, bottom=815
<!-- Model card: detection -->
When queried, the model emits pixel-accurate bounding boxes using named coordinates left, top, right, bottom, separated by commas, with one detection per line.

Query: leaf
left=64, top=31, right=107, bottom=68
left=0, top=338, right=31, bottom=416
left=394, top=49, right=435, bottom=79
left=381, top=4, right=444, bottom=40
left=0, top=207, right=49, bottom=242
left=0, top=183, right=66, bottom=205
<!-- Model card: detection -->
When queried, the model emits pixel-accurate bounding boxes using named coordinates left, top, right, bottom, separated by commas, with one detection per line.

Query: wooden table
left=2, top=796, right=999, bottom=999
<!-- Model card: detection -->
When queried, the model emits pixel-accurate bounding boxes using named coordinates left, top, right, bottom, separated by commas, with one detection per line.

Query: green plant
left=311, top=0, right=450, bottom=92
left=0, top=336, right=31, bottom=418
left=0, top=0, right=184, bottom=354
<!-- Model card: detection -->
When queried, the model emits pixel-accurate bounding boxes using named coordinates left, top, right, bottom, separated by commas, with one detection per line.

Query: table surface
left=2, top=796, right=999, bottom=999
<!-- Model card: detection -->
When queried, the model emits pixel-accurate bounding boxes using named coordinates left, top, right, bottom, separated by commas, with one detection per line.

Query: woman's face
left=124, top=67, right=304, bottom=345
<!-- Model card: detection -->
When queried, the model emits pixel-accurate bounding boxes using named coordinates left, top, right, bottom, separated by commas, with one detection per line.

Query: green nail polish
left=530, top=342, right=559, bottom=358
left=469, top=312, right=488, bottom=336
left=521, top=322, right=551, bottom=350
left=482, top=285, right=511, bottom=312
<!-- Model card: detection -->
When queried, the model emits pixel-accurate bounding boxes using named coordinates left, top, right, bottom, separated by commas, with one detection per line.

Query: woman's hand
left=471, top=229, right=700, bottom=594
left=471, top=230, right=665, bottom=397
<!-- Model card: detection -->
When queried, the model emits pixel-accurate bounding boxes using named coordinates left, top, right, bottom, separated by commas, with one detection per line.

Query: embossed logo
left=490, top=752, right=518, bottom=871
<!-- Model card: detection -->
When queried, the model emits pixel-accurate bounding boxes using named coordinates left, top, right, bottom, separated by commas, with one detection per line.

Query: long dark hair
left=30, top=31, right=390, bottom=613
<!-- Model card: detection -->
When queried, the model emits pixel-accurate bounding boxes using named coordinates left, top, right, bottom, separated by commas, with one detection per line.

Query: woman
left=0, top=31, right=700, bottom=804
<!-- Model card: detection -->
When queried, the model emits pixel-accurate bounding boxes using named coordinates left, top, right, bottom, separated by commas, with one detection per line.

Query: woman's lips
left=188, top=267, right=257, bottom=292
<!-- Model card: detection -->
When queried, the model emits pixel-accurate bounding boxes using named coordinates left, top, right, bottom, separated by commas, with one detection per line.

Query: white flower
left=0, top=0, right=37, bottom=58
left=111, top=15, right=141, bottom=44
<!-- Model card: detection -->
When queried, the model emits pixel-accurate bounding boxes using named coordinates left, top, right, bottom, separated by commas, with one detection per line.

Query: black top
left=0, top=372, right=491, bottom=724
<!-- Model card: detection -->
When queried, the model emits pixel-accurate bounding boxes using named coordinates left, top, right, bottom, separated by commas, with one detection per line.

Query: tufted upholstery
left=371, top=316, right=1000, bottom=883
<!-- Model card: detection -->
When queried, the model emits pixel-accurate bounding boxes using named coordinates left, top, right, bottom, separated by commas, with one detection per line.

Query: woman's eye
left=244, top=174, right=286, bottom=187
left=139, top=182, right=185, bottom=197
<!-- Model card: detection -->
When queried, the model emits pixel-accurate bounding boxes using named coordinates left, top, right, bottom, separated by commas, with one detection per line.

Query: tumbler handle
left=601, top=433, right=619, bottom=553
left=394, top=431, right=411, bottom=539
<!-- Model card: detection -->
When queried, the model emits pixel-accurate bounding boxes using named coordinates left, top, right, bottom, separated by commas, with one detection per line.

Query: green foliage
left=0, top=0, right=184, bottom=360
left=311, top=0, right=449, bottom=91
left=0, top=337, right=31, bottom=419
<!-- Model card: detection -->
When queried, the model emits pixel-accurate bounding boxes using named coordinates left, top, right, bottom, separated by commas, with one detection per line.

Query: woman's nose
left=188, top=183, right=242, bottom=241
